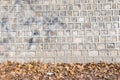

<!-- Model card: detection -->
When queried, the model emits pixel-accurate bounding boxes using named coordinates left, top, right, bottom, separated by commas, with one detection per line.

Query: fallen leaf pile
left=0, top=61, right=120, bottom=80
left=83, top=62, right=120, bottom=80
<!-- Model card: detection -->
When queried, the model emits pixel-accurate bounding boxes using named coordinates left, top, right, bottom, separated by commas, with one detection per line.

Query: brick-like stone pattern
left=0, top=0, right=120, bottom=63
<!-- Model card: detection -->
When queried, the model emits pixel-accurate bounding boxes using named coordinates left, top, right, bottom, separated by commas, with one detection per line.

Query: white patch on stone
left=78, top=17, right=84, bottom=22
left=73, top=37, right=83, bottom=43
left=105, top=4, right=111, bottom=9
left=106, top=23, right=112, bottom=29
left=30, top=45, right=36, bottom=50
left=8, top=52, right=15, bottom=57
left=88, top=51, right=98, bottom=56
left=58, top=31, right=64, bottom=36
left=72, top=30, right=78, bottom=36
left=109, top=30, right=116, bottom=35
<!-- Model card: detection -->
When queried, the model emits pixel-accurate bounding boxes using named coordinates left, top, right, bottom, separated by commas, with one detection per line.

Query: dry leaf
left=0, top=61, right=119, bottom=79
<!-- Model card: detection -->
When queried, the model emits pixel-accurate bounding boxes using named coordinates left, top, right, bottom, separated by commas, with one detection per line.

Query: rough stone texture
left=0, top=0, right=120, bottom=63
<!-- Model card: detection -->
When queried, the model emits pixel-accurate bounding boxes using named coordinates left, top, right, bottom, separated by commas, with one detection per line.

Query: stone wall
left=0, top=0, right=120, bottom=63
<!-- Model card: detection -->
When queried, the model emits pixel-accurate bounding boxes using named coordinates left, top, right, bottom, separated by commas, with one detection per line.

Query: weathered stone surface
left=0, top=0, right=119, bottom=63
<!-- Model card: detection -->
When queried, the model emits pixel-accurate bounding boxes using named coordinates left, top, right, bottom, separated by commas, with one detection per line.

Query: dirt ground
left=0, top=61, right=120, bottom=80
